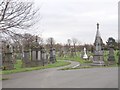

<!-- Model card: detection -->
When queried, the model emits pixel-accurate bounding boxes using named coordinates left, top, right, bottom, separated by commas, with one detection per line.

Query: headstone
left=89, top=55, right=93, bottom=61
left=46, top=52, right=49, bottom=63
left=53, top=48, right=56, bottom=62
left=22, top=50, right=31, bottom=67
left=107, top=38, right=116, bottom=65
left=49, top=48, right=56, bottom=63
left=83, top=47, right=88, bottom=60
left=2, top=44, right=14, bottom=70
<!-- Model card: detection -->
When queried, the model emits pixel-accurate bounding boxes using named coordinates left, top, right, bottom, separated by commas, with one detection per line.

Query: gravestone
left=89, top=55, right=93, bottom=61
left=22, top=38, right=31, bottom=67
left=22, top=50, right=31, bottom=67
left=42, top=50, right=48, bottom=65
left=2, top=44, right=14, bottom=70
left=70, top=47, right=75, bottom=58
left=53, top=48, right=56, bottom=62
left=83, top=47, right=88, bottom=60
left=31, top=45, right=48, bottom=66
left=92, top=23, right=105, bottom=66
left=80, top=50, right=84, bottom=58
left=107, top=37, right=116, bottom=65
left=49, top=48, right=56, bottom=63
left=40, top=47, right=45, bottom=66
left=46, top=52, right=49, bottom=63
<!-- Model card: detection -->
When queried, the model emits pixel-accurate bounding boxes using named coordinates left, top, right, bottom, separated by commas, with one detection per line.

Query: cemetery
left=0, top=0, right=119, bottom=88
left=58, top=23, right=119, bottom=70
left=0, top=23, right=119, bottom=75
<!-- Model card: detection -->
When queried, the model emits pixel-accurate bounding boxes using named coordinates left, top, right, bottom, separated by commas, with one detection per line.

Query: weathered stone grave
left=31, top=47, right=42, bottom=66
left=107, top=37, right=116, bottom=65
left=49, top=48, right=56, bottom=63
left=22, top=36, right=49, bottom=67
left=42, top=49, right=49, bottom=65
left=22, top=49, right=31, bottom=67
left=2, top=42, right=14, bottom=70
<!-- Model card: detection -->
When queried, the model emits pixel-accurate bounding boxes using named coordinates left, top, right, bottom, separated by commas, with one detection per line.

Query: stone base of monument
left=107, top=56, right=116, bottom=65
left=22, top=61, right=31, bottom=68
left=91, top=61, right=105, bottom=66
left=30, top=61, right=38, bottom=67
left=3, top=61, right=14, bottom=70
left=49, top=57, right=56, bottom=64
left=44, top=60, right=48, bottom=64
left=31, top=61, right=45, bottom=67
left=107, top=61, right=116, bottom=65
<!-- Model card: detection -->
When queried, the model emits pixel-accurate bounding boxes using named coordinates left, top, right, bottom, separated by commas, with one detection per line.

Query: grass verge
left=2, top=60, right=71, bottom=75
left=57, top=55, right=92, bottom=64
left=60, top=64, right=118, bottom=71
left=60, top=66, right=92, bottom=70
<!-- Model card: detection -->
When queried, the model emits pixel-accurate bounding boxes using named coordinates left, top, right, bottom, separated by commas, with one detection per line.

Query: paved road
left=2, top=61, right=118, bottom=88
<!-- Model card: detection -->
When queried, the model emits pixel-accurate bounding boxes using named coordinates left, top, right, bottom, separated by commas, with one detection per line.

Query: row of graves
left=1, top=37, right=56, bottom=70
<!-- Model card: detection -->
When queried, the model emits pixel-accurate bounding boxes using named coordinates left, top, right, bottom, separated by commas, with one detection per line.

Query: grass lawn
left=56, top=52, right=92, bottom=64
left=57, top=50, right=119, bottom=65
left=57, top=56, right=92, bottom=64
left=2, top=60, right=71, bottom=75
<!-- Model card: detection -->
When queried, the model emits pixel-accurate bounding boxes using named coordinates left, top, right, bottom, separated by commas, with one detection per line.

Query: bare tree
left=22, top=33, right=37, bottom=49
left=0, top=0, right=40, bottom=40
left=37, top=37, right=44, bottom=45
left=77, top=40, right=81, bottom=52
left=67, top=39, right=71, bottom=47
left=46, top=37, right=55, bottom=47
left=72, top=38, right=78, bottom=51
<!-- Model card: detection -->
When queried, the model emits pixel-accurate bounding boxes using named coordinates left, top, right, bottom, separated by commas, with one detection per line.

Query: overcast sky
left=31, top=0, right=119, bottom=45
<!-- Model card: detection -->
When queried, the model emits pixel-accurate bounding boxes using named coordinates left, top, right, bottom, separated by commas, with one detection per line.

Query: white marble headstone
left=83, top=47, right=88, bottom=59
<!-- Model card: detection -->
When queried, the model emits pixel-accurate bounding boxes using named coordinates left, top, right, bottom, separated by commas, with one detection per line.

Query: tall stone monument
left=92, top=23, right=105, bottom=66
left=50, top=48, right=56, bottom=63
left=49, top=38, right=56, bottom=63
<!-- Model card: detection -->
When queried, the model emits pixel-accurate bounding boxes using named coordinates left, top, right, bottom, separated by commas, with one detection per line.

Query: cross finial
left=97, top=23, right=99, bottom=30
left=36, top=36, right=38, bottom=42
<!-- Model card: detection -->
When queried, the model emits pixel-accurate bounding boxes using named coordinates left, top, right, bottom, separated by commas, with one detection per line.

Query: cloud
left=32, top=0, right=119, bottom=44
